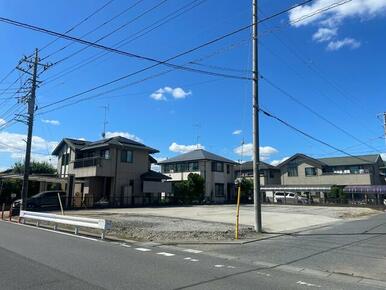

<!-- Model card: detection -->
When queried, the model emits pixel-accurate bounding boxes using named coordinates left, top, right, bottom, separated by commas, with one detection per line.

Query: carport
left=343, top=185, right=386, bottom=205
left=261, top=185, right=333, bottom=204
left=0, top=174, right=82, bottom=208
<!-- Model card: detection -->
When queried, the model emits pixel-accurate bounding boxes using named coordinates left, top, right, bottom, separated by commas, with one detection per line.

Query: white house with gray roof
left=159, top=149, right=237, bottom=203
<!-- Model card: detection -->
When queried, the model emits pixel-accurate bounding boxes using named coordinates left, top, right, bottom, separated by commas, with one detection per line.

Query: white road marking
left=227, top=266, right=236, bottom=269
left=157, top=252, right=175, bottom=257
left=190, top=259, right=199, bottom=262
left=256, top=271, right=271, bottom=277
left=184, top=249, right=202, bottom=254
left=214, top=264, right=225, bottom=268
left=135, top=247, right=151, bottom=252
left=184, top=257, right=192, bottom=260
left=120, top=244, right=131, bottom=248
left=296, top=281, right=322, bottom=288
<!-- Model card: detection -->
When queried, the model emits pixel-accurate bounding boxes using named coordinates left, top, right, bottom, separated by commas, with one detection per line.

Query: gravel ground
left=74, top=212, right=257, bottom=242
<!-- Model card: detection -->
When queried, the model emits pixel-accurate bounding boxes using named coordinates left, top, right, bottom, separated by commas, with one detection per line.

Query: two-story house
left=235, top=161, right=281, bottom=186
left=52, top=136, right=171, bottom=207
left=278, top=153, right=385, bottom=186
left=159, top=149, right=237, bottom=203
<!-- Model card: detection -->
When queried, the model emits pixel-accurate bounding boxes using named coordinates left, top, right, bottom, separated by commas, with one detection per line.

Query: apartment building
left=52, top=136, right=171, bottom=206
left=159, top=149, right=237, bottom=203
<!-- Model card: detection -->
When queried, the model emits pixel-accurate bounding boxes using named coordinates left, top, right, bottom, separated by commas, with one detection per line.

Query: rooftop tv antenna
left=101, top=105, right=109, bottom=139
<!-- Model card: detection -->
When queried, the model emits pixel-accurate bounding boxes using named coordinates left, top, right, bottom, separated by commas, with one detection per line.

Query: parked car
left=274, top=192, right=309, bottom=205
left=11, top=191, right=66, bottom=215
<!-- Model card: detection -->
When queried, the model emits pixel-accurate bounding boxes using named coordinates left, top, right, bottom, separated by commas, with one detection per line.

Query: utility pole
left=252, top=0, right=262, bottom=233
left=16, top=49, right=51, bottom=212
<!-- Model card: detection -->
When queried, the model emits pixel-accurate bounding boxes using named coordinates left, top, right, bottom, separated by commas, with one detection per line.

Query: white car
left=274, top=192, right=309, bottom=205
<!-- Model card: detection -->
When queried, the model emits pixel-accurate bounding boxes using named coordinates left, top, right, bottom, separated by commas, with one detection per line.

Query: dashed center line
left=120, top=244, right=131, bottom=248
left=157, top=252, right=175, bottom=257
left=135, top=247, right=151, bottom=252
left=214, top=264, right=225, bottom=268
left=184, top=249, right=202, bottom=254
left=296, top=281, right=322, bottom=288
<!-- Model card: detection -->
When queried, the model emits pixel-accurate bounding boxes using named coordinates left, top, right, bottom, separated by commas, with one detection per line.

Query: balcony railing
left=73, top=157, right=103, bottom=169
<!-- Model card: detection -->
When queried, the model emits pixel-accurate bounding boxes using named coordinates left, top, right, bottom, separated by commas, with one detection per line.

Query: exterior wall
left=236, top=169, right=281, bottom=186
left=281, top=160, right=375, bottom=186
left=162, top=160, right=235, bottom=203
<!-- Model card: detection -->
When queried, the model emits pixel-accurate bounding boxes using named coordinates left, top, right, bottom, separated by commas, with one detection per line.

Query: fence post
left=8, top=206, right=12, bottom=221
left=1, top=203, right=4, bottom=220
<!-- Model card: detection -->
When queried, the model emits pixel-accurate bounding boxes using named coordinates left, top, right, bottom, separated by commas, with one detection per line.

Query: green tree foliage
left=237, top=178, right=253, bottom=203
left=172, top=173, right=205, bottom=204
left=328, top=185, right=347, bottom=202
left=12, top=161, right=56, bottom=174
left=0, top=161, right=57, bottom=204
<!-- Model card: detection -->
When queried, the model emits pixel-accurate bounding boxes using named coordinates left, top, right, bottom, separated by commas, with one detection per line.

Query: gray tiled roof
left=236, top=160, right=279, bottom=170
left=82, top=136, right=158, bottom=153
left=158, top=149, right=237, bottom=164
left=317, top=154, right=381, bottom=166
left=53, top=136, right=158, bottom=155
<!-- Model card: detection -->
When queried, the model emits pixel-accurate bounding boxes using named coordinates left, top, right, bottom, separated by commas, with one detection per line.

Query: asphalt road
left=175, top=212, right=386, bottom=286
left=0, top=220, right=383, bottom=289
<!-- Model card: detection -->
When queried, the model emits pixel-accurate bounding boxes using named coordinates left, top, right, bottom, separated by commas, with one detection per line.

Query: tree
left=12, top=161, right=56, bottom=175
left=172, top=173, right=205, bottom=204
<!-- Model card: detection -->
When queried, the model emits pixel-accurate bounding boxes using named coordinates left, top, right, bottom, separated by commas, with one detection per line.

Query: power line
left=40, top=0, right=115, bottom=53
left=259, top=107, right=377, bottom=164
left=260, top=74, right=381, bottom=153
left=41, top=0, right=206, bottom=86
left=42, top=0, right=146, bottom=61
left=0, top=0, right=323, bottom=78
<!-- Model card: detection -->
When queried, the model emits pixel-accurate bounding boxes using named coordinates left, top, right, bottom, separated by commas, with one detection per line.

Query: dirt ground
left=62, top=204, right=382, bottom=242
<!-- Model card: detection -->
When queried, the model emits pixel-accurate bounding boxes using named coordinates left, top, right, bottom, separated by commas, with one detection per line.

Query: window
left=212, top=161, right=224, bottom=172
left=121, top=150, right=133, bottom=163
left=269, top=171, right=274, bottom=178
left=189, top=162, right=199, bottom=171
left=226, top=164, right=230, bottom=174
left=305, top=167, right=317, bottom=176
left=287, top=165, right=298, bottom=177
left=100, top=149, right=110, bottom=160
left=215, top=183, right=225, bottom=197
left=61, top=153, right=69, bottom=166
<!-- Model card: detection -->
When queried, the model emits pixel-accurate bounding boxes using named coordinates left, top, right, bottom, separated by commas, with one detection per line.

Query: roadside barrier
left=19, top=210, right=112, bottom=239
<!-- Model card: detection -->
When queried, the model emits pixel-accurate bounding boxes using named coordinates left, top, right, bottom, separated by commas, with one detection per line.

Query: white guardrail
left=20, top=210, right=112, bottom=239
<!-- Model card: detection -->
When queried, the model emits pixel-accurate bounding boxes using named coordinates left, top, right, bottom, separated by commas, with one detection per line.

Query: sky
left=1, top=0, right=386, bottom=171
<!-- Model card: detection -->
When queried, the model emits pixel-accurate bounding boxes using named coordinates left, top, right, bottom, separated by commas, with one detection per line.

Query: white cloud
left=232, top=129, right=242, bottom=135
left=150, top=86, right=191, bottom=101
left=42, top=119, right=60, bottom=126
left=233, top=143, right=278, bottom=161
left=289, top=0, right=386, bottom=50
left=270, top=157, right=290, bottom=166
left=312, top=27, right=337, bottom=42
left=326, top=37, right=361, bottom=50
left=381, top=153, right=386, bottom=160
left=104, top=131, right=143, bottom=142
left=289, top=0, right=386, bottom=28
left=0, top=118, right=6, bottom=126
left=169, top=142, right=204, bottom=153
left=0, top=131, right=58, bottom=167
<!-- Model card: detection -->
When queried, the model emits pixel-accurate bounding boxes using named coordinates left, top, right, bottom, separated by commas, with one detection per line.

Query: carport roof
left=261, top=185, right=333, bottom=191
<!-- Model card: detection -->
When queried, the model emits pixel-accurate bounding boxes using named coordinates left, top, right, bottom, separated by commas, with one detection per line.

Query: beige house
left=235, top=161, right=281, bottom=186
left=159, top=149, right=237, bottom=203
left=278, top=153, right=385, bottom=186
left=52, top=136, right=171, bottom=207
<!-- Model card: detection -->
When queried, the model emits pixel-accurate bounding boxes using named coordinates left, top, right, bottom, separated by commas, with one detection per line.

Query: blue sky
left=1, top=0, right=386, bottom=170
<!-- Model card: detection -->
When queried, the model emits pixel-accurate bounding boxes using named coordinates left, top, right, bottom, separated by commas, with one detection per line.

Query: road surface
left=0, top=218, right=384, bottom=289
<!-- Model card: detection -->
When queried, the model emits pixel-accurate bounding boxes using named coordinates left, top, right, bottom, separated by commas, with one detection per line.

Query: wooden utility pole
left=252, top=0, right=262, bottom=233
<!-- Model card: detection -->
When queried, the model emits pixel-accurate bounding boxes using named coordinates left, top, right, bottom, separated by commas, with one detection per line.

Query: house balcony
left=72, top=157, right=114, bottom=178
left=163, top=171, right=201, bottom=181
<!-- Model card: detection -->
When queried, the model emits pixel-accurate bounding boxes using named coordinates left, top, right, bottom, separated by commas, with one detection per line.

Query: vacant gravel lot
left=62, top=205, right=382, bottom=242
